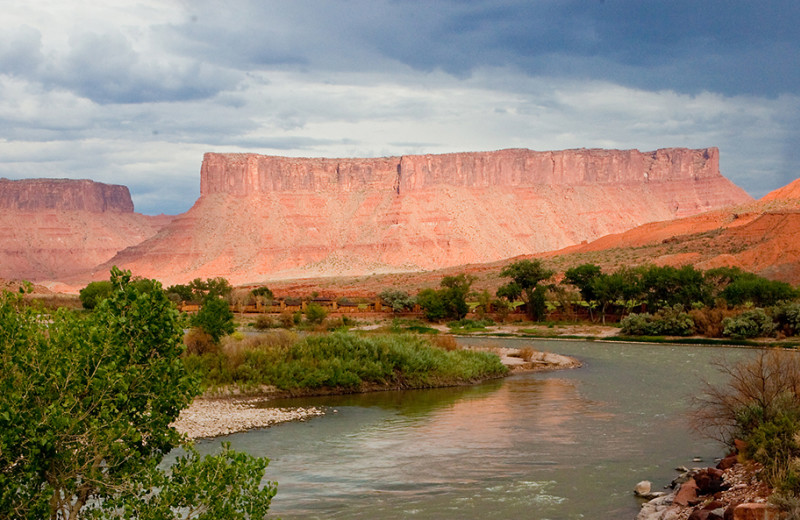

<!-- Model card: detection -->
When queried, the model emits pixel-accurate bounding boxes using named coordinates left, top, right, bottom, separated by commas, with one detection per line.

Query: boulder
left=635, top=481, right=653, bottom=496
left=732, top=503, right=780, bottom=520
left=695, top=468, right=728, bottom=495
left=674, top=479, right=701, bottom=507
left=717, top=454, right=738, bottom=471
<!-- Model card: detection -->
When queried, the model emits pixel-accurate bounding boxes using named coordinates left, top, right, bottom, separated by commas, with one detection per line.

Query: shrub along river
left=193, top=338, right=756, bottom=519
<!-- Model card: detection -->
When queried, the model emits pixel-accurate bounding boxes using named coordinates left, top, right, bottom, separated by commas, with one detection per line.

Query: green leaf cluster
left=191, top=296, right=235, bottom=343
left=417, top=274, right=476, bottom=321
left=0, top=267, right=275, bottom=520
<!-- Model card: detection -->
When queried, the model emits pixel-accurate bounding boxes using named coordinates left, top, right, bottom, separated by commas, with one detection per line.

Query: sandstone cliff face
left=0, top=179, right=171, bottom=281
left=0, top=178, right=134, bottom=213
left=105, top=148, right=751, bottom=286
left=200, top=148, right=723, bottom=210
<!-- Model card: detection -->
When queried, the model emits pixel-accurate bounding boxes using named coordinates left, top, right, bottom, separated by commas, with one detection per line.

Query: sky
left=1, top=0, right=799, bottom=215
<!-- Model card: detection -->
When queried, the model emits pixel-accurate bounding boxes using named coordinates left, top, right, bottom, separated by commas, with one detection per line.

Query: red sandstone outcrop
left=544, top=176, right=800, bottom=284
left=0, top=178, right=172, bottom=282
left=104, top=147, right=750, bottom=286
left=760, top=177, right=800, bottom=202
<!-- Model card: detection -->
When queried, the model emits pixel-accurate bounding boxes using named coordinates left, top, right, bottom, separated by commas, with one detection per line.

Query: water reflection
left=198, top=340, right=754, bottom=519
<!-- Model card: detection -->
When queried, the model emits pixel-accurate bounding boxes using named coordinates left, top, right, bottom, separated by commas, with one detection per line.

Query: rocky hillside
left=538, top=177, right=800, bottom=284
left=103, top=147, right=750, bottom=285
left=0, top=178, right=172, bottom=282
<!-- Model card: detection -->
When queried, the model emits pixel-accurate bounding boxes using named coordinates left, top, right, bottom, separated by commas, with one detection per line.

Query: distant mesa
left=0, top=178, right=134, bottom=213
left=100, top=147, right=751, bottom=286
left=0, top=178, right=171, bottom=283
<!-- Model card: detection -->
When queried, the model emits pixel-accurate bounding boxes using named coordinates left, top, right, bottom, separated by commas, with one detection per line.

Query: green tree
left=305, top=302, right=328, bottom=325
left=721, top=275, right=798, bottom=307
left=192, top=296, right=235, bottom=343
left=417, top=288, right=447, bottom=321
left=440, top=274, right=475, bottom=321
left=251, top=286, right=274, bottom=305
left=0, top=267, right=275, bottom=520
left=495, top=281, right=521, bottom=303
left=380, top=289, right=416, bottom=313
left=165, top=283, right=194, bottom=303
left=640, top=265, right=711, bottom=310
left=499, top=260, right=554, bottom=321
left=78, top=280, right=114, bottom=309
left=563, top=263, right=602, bottom=303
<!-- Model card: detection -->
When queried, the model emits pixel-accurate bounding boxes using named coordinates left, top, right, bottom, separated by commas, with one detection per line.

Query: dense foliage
left=498, top=259, right=554, bottom=321
left=0, top=268, right=275, bottom=520
left=417, top=274, right=476, bottom=321
left=379, top=289, right=416, bottom=312
left=166, top=277, right=233, bottom=304
left=185, top=331, right=508, bottom=392
left=191, top=295, right=235, bottom=343
left=694, top=350, right=800, bottom=500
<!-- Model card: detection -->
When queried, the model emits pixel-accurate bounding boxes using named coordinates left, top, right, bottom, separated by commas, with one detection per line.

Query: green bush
left=620, top=305, right=694, bottom=336
left=253, top=314, right=278, bottom=330
left=447, top=318, right=495, bottom=331
left=380, top=289, right=415, bottom=312
left=620, top=313, right=658, bottom=335
left=305, top=303, right=328, bottom=325
left=192, top=296, right=235, bottom=343
left=653, top=304, right=695, bottom=336
left=694, top=350, right=800, bottom=495
left=774, top=302, right=800, bottom=336
left=417, top=288, right=447, bottom=321
left=187, top=332, right=508, bottom=391
left=78, top=280, right=113, bottom=310
left=722, top=308, right=776, bottom=339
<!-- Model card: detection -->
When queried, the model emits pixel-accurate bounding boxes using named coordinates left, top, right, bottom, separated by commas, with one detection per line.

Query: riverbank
left=173, top=397, right=325, bottom=439
left=174, top=345, right=580, bottom=439
left=636, top=460, right=773, bottom=520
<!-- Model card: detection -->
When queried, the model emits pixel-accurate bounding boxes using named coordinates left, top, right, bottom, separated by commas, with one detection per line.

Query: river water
left=194, top=339, right=755, bottom=519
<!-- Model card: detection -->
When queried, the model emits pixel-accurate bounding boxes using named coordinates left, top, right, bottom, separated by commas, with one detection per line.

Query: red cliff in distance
left=104, top=147, right=751, bottom=286
left=0, top=178, right=135, bottom=213
left=0, top=178, right=171, bottom=283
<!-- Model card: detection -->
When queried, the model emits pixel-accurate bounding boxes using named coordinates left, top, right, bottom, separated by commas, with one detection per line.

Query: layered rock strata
left=106, top=147, right=751, bottom=285
left=0, top=178, right=171, bottom=281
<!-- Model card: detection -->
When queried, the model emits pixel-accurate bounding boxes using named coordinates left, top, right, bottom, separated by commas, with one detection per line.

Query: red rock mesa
left=0, top=178, right=171, bottom=282
left=105, top=147, right=751, bottom=285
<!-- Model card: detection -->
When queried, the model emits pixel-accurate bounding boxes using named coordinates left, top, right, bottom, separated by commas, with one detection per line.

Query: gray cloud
left=1, top=1, right=798, bottom=214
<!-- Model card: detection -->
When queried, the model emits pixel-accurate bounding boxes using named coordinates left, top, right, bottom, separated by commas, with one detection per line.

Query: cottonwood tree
left=498, top=260, right=554, bottom=321
left=0, top=267, right=275, bottom=520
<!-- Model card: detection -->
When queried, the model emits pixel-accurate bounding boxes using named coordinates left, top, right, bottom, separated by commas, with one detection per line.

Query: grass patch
left=184, top=331, right=508, bottom=393
left=447, top=318, right=495, bottom=333
left=387, top=318, right=439, bottom=334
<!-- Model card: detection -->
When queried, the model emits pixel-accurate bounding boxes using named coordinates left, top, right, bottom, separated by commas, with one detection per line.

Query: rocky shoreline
left=636, top=454, right=774, bottom=520
left=173, top=397, right=325, bottom=439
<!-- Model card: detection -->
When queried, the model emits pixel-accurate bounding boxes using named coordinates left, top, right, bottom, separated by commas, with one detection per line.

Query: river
left=194, top=339, right=755, bottom=519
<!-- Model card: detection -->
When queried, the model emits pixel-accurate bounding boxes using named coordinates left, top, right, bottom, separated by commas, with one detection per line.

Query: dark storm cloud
left=2, top=1, right=798, bottom=213
left=174, top=0, right=799, bottom=98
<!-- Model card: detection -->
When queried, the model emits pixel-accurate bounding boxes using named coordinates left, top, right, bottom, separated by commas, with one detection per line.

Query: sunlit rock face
left=103, top=147, right=751, bottom=286
left=0, top=178, right=171, bottom=282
